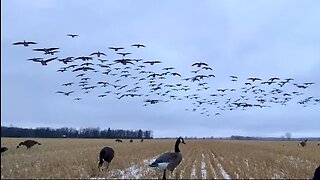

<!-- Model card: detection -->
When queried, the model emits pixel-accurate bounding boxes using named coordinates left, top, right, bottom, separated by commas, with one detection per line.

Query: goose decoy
left=149, top=137, right=186, bottom=179
left=17, top=140, right=41, bottom=149
left=98, top=147, right=114, bottom=171
left=13, top=40, right=37, bottom=46
left=1, top=147, right=8, bottom=153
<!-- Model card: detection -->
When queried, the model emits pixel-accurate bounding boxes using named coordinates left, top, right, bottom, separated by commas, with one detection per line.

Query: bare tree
left=285, top=132, right=292, bottom=140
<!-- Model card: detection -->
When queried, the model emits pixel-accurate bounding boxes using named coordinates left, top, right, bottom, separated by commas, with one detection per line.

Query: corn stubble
left=1, top=138, right=319, bottom=179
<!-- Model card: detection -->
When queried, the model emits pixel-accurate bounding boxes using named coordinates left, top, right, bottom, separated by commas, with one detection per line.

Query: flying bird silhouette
left=13, top=40, right=37, bottom=46
left=108, top=47, right=124, bottom=51
left=67, top=34, right=78, bottom=38
left=131, top=44, right=146, bottom=48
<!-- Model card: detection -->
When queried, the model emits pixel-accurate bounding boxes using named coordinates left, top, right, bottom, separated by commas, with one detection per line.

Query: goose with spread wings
left=192, top=62, right=208, bottom=67
left=131, top=44, right=146, bottom=48
left=108, top=47, right=124, bottom=51
left=67, top=34, right=78, bottom=38
left=28, top=57, right=58, bottom=66
left=13, top=40, right=37, bottom=46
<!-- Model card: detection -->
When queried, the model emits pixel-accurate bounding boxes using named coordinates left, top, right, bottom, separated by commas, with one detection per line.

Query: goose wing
left=13, top=41, right=24, bottom=45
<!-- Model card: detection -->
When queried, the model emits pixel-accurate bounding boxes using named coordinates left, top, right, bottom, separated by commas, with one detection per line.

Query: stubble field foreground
left=1, top=138, right=319, bottom=179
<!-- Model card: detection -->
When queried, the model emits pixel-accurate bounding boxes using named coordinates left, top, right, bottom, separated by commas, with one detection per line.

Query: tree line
left=1, top=126, right=153, bottom=139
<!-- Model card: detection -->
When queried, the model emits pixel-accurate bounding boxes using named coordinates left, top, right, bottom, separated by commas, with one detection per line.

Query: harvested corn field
left=1, top=138, right=319, bottom=179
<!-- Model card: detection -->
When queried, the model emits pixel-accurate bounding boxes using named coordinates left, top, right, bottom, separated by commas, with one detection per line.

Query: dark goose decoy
left=1, top=147, right=8, bottom=153
left=98, top=147, right=114, bottom=171
left=17, top=140, right=41, bottom=149
left=149, top=137, right=186, bottom=179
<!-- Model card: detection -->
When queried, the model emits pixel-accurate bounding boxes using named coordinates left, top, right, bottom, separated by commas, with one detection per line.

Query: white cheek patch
left=158, top=163, right=169, bottom=170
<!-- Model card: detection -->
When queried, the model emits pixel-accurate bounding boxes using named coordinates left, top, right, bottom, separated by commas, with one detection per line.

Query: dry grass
left=1, top=138, right=319, bottom=179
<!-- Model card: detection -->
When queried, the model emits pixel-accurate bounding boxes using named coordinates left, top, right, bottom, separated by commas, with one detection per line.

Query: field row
left=1, top=138, right=319, bottom=179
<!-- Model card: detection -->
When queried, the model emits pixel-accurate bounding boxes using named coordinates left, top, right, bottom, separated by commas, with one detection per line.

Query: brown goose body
left=17, top=140, right=41, bottom=149
left=98, top=147, right=114, bottom=170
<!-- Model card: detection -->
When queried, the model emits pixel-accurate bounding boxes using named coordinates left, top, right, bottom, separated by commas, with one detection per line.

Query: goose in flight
left=117, top=52, right=131, bottom=57
left=247, top=77, right=261, bottom=82
left=192, top=62, right=208, bottom=67
left=13, top=40, right=37, bottom=46
left=131, top=44, right=146, bottom=48
left=56, top=91, right=74, bottom=96
left=143, top=61, right=162, bottom=65
left=108, top=47, right=124, bottom=51
left=268, top=77, right=280, bottom=82
left=62, top=82, right=74, bottom=86
left=114, top=59, right=134, bottom=65
left=98, top=59, right=108, bottom=63
left=33, top=47, right=59, bottom=54
left=67, top=34, right=78, bottom=38
left=90, top=51, right=107, bottom=57
left=28, top=57, right=58, bottom=66
left=72, top=67, right=95, bottom=72
left=74, top=56, right=93, bottom=61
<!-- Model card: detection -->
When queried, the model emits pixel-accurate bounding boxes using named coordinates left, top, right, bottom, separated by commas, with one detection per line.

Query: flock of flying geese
left=13, top=35, right=319, bottom=117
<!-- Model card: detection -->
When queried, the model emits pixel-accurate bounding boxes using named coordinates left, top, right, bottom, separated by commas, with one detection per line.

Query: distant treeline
left=1, top=126, right=153, bottom=139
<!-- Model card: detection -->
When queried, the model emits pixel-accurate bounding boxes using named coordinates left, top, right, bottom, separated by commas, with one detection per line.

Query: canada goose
left=149, top=137, right=186, bottom=179
left=17, top=140, right=41, bottom=149
left=299, top=139, right=308, bottom=147
left=108, top=47, right=124, bottom=51
left=117, top=52, right=131, bottom=57
left=28, top=57, right=58, bottom=66
left=67, top=34, right=78, bottom=38
left=1, top=147, right=8, bottom=153
left=143, top=61, right=162, bottom=65
left=115, top=139, right=123, bottom=143
left=90, top=51, right=107, bottom=57
left=132, top=44, right=146, bottom=48
left=114, top=59, right=134, bottom=65
left=192, top=62, right=208, bottom=67
left=56, top=91, right=74, bottom=96
left=72, top=67, right=95, bottom=72
left=247, top=77, right=261, bottom=82
left=98, top=147, right=114, bottom=171
left=13, top=40, right=37, bottom=46
left=313, top=165, right=320, bottom=180
left=74, top=56, right=93, bottom=61
left=33, top=47, right=59, bottom=54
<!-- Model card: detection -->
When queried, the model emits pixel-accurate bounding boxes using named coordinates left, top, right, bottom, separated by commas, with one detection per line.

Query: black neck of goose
left=175, top=138, right=181, bottom=152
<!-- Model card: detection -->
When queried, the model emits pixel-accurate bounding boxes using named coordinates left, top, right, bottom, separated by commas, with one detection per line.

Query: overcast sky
left=1, top=0, right=320, bottom=138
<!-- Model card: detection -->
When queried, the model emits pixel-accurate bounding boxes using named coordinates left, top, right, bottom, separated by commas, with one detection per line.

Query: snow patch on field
left=217, top=162, right=231, bottom=179
left=210, top=152, right=231, bottom=179
left=201, top=154, right=207, bottom=179
left=92, top=155, right=159, bottom=179
left=190, top=161, right=197, bottom=179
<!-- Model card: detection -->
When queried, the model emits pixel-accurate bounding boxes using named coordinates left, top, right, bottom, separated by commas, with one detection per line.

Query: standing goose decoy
left=1, top=147, right=8, bottom=153
left=17, top=140, right=41, bottom=149
left=149, top=137, right=186, bottom=179
left=98, top=147, right=114, bottom=171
